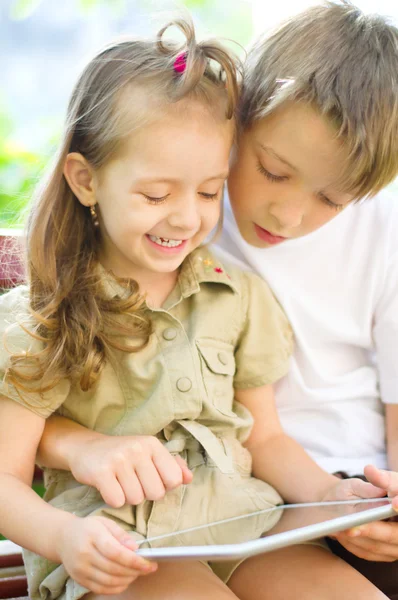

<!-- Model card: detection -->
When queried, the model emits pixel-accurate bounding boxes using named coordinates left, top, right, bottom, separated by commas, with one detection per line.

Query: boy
left=221, top=2, right=398, bottom=597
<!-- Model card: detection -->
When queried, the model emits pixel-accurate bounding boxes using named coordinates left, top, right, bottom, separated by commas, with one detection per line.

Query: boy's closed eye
left=256, top=162, right=345, bottom=212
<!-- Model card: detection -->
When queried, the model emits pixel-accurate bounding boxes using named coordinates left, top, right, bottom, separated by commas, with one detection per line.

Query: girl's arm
left=38, top=415, right=192, bottom=508
left=0, top=395, right=74, bottom=559
left=0, top=395, right=155, bottom=593
left=235, top=384, right=388, bottom=504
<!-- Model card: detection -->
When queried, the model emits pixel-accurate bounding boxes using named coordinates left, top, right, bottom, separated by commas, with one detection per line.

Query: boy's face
left=228, top=103, right=355, bottom=247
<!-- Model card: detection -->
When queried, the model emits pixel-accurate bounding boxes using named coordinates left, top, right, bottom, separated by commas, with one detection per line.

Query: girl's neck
left=100, top=253, right=179, bottom=308
left=137, top=269, right=179, bottom=309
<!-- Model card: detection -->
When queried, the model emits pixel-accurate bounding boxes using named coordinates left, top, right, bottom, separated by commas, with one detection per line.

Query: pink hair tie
left=173, top=52, right=187, bottom=74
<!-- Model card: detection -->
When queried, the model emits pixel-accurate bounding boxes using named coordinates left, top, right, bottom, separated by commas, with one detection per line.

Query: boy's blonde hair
left=240, top=1, right=398, bottom=198
left=7, top=18, right=240, bottom=397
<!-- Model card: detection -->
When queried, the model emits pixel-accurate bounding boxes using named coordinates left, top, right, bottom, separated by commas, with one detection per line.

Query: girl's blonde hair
left=240, top=1, right=398, bottom=198
left=7, top=18, right=240, bottom=396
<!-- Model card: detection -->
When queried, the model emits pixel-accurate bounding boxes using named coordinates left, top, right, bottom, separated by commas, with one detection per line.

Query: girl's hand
left=67, top=434, right=193, bottom=508
left=57, top=515, right=157, bottom=595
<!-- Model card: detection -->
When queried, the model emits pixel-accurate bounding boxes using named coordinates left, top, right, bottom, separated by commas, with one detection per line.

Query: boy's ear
left=63, top=152, right=96, bottom=207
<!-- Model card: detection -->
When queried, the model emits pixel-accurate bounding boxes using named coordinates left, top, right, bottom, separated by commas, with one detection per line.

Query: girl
left=0, top=14, right=394, bottom=600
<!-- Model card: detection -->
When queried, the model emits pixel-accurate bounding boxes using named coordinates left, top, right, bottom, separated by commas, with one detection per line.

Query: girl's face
left=92, top=103, right=233, bottom=280
left=228, top=103, right=355, bottom=248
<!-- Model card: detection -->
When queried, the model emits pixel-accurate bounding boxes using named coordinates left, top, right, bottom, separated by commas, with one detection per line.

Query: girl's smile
left=146, top=234, right=188, bottom=254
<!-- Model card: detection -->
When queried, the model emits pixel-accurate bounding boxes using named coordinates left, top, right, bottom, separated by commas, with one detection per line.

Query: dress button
left=163, top=327, right=177, bottom=341
left=217, top=352, right=229, bottom=365
left=176, top=377, right=192, bottom=392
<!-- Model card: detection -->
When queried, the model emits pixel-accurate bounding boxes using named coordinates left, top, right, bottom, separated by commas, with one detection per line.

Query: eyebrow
left=136, top=172, right=229, bottom=184
left=258, top=144, right=298, bottom=171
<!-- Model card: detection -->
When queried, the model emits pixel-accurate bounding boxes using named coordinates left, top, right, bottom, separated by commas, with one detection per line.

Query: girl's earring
left=90, top=204, right=99, bottom=227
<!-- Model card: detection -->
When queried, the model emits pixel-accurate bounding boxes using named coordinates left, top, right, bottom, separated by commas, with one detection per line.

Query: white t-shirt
left=216, top=190, right=398, bottom=475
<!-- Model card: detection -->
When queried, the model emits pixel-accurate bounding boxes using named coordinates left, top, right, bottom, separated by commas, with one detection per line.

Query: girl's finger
left=115, top=469, right=146, bottom=506
left=174, top=455, right=193, bottom=484
left=94, top=521, right=154, bottom=572
left=88, top=552, right=146, bottom=577
left=97, top=473, right=126, bottom=508
left=84, top=575, right=135, bottom=596
left=135, top=459, right=167, bottom=500
left=152, top=445, right=191, bottom=491
left=85, top=566, right=142, bottom=588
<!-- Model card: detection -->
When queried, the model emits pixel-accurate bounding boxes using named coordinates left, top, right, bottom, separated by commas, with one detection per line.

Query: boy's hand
left=332, top=465, right=398, bottom=562
left=57, top=515, right=157, bottom=595
left=321, top=471, right=386, bottom=504
left=67, top=435, right=193, bottom=508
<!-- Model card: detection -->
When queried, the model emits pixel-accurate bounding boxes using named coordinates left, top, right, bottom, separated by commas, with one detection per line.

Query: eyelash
left=199, top=192, right=219, bottom=201
left=144, top=194, right=169, bottom=205
left=143, top=191, right=219, bottom=204
left=257, top=163, right=341, bottom=211
left=317, top=192, right=342, bottom=211
left=256, top=163, right=287, bottom=182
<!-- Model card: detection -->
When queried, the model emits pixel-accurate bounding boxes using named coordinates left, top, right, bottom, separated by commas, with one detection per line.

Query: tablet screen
left=136, top=498, right=394, bottom=561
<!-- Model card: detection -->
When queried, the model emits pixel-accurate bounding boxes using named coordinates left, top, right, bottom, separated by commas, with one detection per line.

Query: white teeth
left=148, top=235, right=183, bottom=248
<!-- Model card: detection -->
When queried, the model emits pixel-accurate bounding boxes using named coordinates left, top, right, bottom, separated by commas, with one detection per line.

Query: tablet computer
left=136, top=498, right=395, bottom=561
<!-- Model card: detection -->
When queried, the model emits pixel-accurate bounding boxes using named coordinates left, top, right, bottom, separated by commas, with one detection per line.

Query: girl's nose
left=168, top=196, right=201, bottom=232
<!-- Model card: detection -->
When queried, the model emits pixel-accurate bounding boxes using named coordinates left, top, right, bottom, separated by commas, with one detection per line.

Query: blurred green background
left=0, top=0, right=253, bottom=229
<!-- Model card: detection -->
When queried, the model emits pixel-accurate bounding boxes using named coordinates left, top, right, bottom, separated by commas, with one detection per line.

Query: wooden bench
left=0, top=541, right=27, bottom=599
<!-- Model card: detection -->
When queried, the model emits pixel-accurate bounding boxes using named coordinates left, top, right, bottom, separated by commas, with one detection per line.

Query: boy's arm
left=386, top=404, right=398, bottom=472
left=235, top=384, right=387, bottom=504
left=235, top=384, right=337, bottom=503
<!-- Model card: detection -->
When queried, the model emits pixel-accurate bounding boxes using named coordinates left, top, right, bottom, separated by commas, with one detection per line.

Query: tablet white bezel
left=136, top=499, right=395, bottom=561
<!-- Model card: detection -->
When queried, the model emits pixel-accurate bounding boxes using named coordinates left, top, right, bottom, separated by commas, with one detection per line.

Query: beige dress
left=0, top=247, right=293, bottom=600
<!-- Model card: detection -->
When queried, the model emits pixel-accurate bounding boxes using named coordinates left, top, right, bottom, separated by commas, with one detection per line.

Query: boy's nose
left=268, top=197, right=305, bottom=230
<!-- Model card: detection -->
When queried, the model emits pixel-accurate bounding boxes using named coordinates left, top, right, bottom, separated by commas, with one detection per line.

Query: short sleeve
left=373, top=251, right=398, bottom=404
left=233, top=271, right=294, bottom=389
left=0, top=286, right=70, bottom=417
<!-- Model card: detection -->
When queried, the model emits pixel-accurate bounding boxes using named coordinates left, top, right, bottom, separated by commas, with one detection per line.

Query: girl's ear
left=63, top=152, right=96, bottom=207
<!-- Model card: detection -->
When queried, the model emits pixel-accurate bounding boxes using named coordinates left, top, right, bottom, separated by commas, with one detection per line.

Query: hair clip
left=173, top=52, right=187, bottom=74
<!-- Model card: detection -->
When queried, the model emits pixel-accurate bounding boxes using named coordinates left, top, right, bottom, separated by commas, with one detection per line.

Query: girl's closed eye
left=199, top=190, right=221, bottom=201
left=143, top=193, right=169, bottom=204
left=256, top=162, right=288, bottom=182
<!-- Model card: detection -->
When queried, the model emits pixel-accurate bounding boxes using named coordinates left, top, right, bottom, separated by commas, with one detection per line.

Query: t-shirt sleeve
left=373, top=250, right=398, bottom=404
left=0, top=286, right=70, bottom=417
left=233, top=270, right=294, bottom=389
